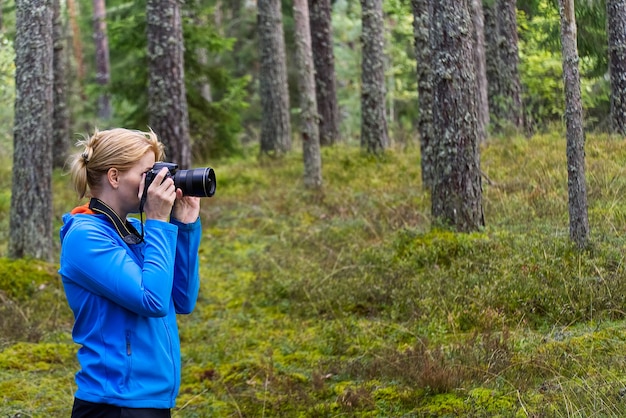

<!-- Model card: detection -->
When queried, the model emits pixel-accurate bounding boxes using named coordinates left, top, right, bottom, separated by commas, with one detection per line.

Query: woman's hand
left=172, top=191, right=201, bottom=224
left=139, top=168, right=177, bottom=222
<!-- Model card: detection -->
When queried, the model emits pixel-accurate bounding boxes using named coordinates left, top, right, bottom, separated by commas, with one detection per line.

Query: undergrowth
left=3, top=133, right=626, bottom=416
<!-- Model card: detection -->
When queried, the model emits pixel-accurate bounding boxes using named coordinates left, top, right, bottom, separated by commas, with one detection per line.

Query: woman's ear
left=107, top=167, right=120, bottom=189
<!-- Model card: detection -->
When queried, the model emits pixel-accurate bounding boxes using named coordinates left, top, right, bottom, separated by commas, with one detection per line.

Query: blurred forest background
left=5, top=0, right=626, bottom=416
left=0, top=0, right=615, bottom=160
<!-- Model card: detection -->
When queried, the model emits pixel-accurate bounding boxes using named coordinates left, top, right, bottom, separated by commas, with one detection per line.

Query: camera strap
left=89, top=198, right=144, bottom=245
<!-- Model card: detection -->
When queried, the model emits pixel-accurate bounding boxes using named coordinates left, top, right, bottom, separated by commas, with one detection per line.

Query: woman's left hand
left=171, top=190, right=201, bottom=224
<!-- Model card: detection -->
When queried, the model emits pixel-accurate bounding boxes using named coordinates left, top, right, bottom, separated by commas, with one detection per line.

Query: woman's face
left=118, top=151, right=156, bottom=214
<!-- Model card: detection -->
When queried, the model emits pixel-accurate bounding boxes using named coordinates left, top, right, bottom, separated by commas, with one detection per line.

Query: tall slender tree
left=411, top=0, right=434, bottom=189
left=607, top=0, right=626, bottom=136
left=430, top=0, right=484, bottom=232
left=360, top=0, right=388, bottom=154
left=309, top=0, right=340, bottom=146
left=258, top=0, right=292, bottom=155
left=67, top=0, right=85, bottom=97
left=10, top=0, right=54, bottom=260
left=294, top=0, right=322, bottom=188
left=484, top=0, right=523, bottom=132
left=52, top=0, right=70, bottom=169
left=559, top=0, right=589, bottom=249
left=93, top=0, right=111, bottom=120
left=147, top=0, right=191, bottom=168
left=470, top=0, right=489, bottom=142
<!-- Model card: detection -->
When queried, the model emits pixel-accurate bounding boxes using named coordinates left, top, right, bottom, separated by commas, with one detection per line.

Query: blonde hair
left=69, top=128, right=165, bottom=198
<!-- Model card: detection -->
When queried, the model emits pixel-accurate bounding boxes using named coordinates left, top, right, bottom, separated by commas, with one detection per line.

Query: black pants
left=71, top=398, right=171, bottom=418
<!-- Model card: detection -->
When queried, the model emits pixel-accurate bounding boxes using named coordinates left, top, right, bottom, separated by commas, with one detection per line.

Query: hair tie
left=81, top=151, right=89, bottom=164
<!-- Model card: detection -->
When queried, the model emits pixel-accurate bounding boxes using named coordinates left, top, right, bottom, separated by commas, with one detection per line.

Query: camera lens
left=173, top=167, right=216, bottom=197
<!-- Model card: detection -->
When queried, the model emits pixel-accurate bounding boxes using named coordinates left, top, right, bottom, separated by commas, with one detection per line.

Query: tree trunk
left=196, top=47, right=212, bottom=103
left=360, top=0, right=388, bottom=154
left=147, top=0, right=192, bottom=169
left=607, top=0, right=626, bottom=136
left=309, top=0, right=340, bottom=146
left=52, top=0, right=70, bottom=169
left=497, top=0, right=523, bottom=128
left=484, top=0, right=523, bottom=132
left=411, top=0, right=434, bottom=190
left=559, top=0, right=589, bottom=249
left=430, top=0, right=484, bottom=233
left=258, top=0, right=292, bottom=155
left=93, top=0, right=111, bottom=120
left=10, top=0, right=54, bottom=261
left=470, top=0, right=489, bottom=142
left=67, top=0, right=85, bottom=97
left=294, top=0, right=322, bottom=188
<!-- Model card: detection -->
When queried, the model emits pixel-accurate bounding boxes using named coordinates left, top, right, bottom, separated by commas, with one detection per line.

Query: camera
left=144, top=162, right=216, bottom=198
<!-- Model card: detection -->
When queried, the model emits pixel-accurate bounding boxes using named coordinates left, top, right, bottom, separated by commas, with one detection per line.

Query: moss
left=467, top=387, right=516, bottom=414
left=0, top=371, right=74, bottom=417
left=8, top=134, right=626, bottom=416
left=0, top=342, right=76, bottom=371
left=415, top=392, right=467, bottom=415
left=0, top=257, right=58, bottom=301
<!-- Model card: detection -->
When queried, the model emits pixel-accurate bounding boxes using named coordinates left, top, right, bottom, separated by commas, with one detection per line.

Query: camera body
left=145, top=162, right=179, bottom=190
left=142, top=162, right=216, bottom=208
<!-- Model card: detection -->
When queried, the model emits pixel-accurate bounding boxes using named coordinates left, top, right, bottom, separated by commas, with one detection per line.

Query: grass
left=3, top=132, right=626, bottom=416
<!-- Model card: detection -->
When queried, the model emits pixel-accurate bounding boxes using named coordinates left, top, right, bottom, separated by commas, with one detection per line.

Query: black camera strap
left=89, top=198, right=144, bottom=245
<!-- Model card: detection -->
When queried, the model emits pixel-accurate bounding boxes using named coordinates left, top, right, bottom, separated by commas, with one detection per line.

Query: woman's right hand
left=139, top=167, right=177, bottom=221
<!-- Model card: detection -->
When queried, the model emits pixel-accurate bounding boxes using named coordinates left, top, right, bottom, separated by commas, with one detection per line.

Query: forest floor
left=3, top=132, right=626, bottom=416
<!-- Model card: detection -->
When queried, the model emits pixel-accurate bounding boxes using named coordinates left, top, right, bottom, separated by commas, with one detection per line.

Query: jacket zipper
left=124, top=330, right=132, bottom=388
left=126, top=330, right=132, bottom=355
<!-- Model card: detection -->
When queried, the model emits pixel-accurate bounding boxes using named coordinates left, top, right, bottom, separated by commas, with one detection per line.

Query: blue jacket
left=59, top=207, right=201, bottom=409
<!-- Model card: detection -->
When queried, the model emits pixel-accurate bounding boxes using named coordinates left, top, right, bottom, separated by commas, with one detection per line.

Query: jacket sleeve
left=60, top=219, right=178, bottom=317
left=170, top=217, right=201, bottom=314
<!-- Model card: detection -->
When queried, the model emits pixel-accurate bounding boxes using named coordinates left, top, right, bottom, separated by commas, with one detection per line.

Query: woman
left=59, top=128, right=202, bottom=417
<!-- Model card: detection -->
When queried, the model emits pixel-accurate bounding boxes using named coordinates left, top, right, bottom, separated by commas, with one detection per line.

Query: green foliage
left=106, top=1, right=149, bottom=128
left=330, top=0, right=418, bottom=142
left=383, top=0, right=419, bottom=137
left=183, top=2, right=249, bottom=159
left=0, top=34, right=14, bottom=158
left=332, top=0, right=363, bottom=141
left=519, top=4, right=611, bottom=132
left=0, top=154, right=12, bottom=251
left=518, top=0, right=608, bottom=77
left=105, top=0, right=249, bottom=160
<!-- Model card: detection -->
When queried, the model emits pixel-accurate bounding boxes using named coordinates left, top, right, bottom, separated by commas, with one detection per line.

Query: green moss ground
left=4, top=133, right=626, bottom=416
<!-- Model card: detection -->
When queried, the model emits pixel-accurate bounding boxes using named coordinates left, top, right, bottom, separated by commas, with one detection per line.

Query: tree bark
left=52, top=0, right=70, bottom=169
left=309, top=0, right=340, bottom=146
left=294, top=0, right=322, bottom=188
left=484, top=0, right=523, bottom=132
left=360, top=0, right=388, bottom=154
left=258, top=0, right=292, bottom=155
left=10, top=0, right=54, bottom=261
left=147, top=0, right=192, bottom=169
left=93, top=0, right=111, bottom=120
left=470, top=0, right=489, bottom=142
left=411, top=0, right=434, bottom=190
left=430, top=0, right=484, bottom=232
left=67, top=0, right=85, bottom=96
left=559, top=0, right=589, bottom=249
left=607, top=0, right=626, bottom=136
